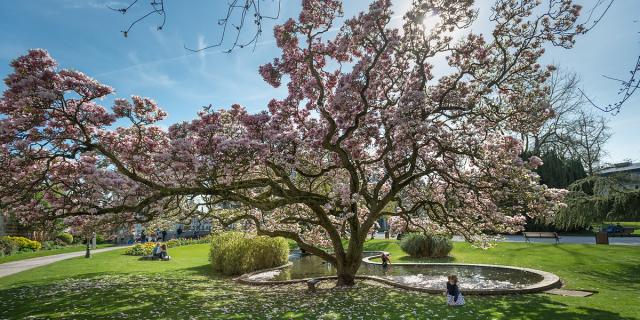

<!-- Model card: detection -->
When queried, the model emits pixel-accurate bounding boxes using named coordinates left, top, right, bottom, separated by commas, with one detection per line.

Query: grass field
left=0, top=244, right=114, bottom=264
left=0, top=240, right=638, bottom=319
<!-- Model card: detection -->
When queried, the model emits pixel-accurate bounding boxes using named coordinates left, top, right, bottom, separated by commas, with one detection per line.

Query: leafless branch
left=110, top=0, right=281, bottom=53
left=575, top=0, right=639, bottom=114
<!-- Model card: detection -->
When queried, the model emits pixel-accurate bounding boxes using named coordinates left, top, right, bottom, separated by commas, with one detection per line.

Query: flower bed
left=124, top=236, right=213, bottom=256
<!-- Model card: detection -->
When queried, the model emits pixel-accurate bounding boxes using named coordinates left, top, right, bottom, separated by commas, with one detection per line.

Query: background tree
left=553, top=175, right=640, bottom=230
left=536, top=151, right=587, bottom=189
left=561, top=110, right=612, bottom=175
left=0, top=0, right=583, bottom=286
left=521, top=70, right=584, bottom=156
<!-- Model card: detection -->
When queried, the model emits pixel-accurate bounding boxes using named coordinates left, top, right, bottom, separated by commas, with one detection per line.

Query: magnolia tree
left=0, top=0, right=581, bottom=285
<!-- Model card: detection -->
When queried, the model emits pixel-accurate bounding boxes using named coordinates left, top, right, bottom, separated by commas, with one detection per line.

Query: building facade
left=597, top=162, right=640, bottom=190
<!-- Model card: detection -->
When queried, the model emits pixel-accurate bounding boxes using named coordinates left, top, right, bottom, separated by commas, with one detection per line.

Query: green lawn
left=0, top=244, right=115, bottom=264
left=0, top=241, right=638, bottom=319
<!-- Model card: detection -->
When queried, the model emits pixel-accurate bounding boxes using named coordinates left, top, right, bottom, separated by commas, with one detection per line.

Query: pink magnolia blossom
left=0, top=0, right=584, bottom=285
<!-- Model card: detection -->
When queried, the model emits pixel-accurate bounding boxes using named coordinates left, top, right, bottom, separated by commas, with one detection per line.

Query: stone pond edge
left=234, top=251, right=562, bottom=295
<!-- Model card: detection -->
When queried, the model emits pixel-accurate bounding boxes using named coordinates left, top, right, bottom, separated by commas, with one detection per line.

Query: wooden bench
left=523, top=232, right=560, bottom=244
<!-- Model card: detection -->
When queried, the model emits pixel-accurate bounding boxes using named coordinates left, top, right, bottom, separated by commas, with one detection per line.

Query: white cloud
left=116, top=51, right=176, bottom=88
left=60, top=0, right=127, bottom=10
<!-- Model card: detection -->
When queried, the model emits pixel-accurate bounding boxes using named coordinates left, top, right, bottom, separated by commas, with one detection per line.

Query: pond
left=244, top=251, right=557, bottom=293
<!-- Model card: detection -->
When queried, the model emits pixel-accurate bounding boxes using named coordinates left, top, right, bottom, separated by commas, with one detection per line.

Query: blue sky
left=0, top=0, right=638, bottom=162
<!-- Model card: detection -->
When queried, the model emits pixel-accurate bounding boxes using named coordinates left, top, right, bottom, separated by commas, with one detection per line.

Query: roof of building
left=597, top=162, right=640, bottom=175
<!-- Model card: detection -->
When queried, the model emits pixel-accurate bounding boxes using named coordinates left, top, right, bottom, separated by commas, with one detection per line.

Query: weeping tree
left=0, top=0, right=584, bottom=285
left=552, top=175, right=640, bottom=230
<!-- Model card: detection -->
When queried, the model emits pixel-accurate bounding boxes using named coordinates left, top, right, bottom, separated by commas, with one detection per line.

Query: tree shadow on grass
left=0, top=272, right=636, bottom=320
left=455, top=294, right=636, bottom=320
left=572, top=260, right=640, bottom=290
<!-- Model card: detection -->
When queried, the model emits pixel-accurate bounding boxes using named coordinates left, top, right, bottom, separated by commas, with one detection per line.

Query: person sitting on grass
left=159, top=244, right=169, bottom=260
left=446, top=275, right=465, bottom=306
left=152, top=242, right=162, bottom=259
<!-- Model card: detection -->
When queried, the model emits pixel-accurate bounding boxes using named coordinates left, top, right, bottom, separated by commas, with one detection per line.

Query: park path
left=454, top=234, right=640, bottom=245
left=373, top=233, right=640, bottom=245
left=0, top=246, right=127, bottom=279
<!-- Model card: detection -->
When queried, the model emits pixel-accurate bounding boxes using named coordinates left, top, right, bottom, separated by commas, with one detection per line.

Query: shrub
left=399, top=233, right=430, bottom=257
left=209, top=232, right=289, bottom=276
left=123, top=236, right=213, bottom=257
left=164, top=235, right=211, bottom=248
left=428, top=235, right=453, bottom=258
left=56, top=232, right=74, bottom=245
left=42, top=239, right=64, bottom=250
left=165, top=239, right=180, bottom=248
left=95, top=234, right=107, bottom=244
left=0, top=237, right=18, bottom=256
left=400, top=233, right=452, bottom=258
left=5, top=236, right=42, bottom=252
left=124, top=242, right=156, bottom=256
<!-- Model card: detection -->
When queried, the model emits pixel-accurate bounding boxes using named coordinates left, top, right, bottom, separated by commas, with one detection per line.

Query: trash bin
left=384, top=231, right=389, bottom=239
left=595, top=231, right=609, bottom=245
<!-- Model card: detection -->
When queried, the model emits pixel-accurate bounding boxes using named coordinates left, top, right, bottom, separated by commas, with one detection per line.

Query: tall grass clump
left=209, top=232, right=289, bottom=275
left=399, top=233, right=452, bottom=258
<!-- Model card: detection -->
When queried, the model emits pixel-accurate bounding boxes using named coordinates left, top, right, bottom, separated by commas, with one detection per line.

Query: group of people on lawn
left=379, top=252, right=464, bottom=306
left=151, top=242, right=170, bottom=260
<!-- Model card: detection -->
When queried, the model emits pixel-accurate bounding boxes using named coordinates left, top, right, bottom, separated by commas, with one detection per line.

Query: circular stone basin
left=239, top=251, right=560, bottom=294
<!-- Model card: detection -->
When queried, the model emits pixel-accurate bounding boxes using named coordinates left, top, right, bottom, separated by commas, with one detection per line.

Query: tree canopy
left=0, top=0, right=584, bottom=285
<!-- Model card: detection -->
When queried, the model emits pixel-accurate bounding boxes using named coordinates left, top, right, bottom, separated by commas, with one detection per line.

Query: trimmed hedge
left=209, top=232, right=289, bottom=276
left=399, top=233, right=452, bottom=258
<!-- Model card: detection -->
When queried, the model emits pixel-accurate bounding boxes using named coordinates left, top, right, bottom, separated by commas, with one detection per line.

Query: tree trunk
left=335, top=246, right=363, bottom=287
left=84, top=239, right=91, bottom=258
left=335, top=259, right=360, bottom=286
left=336, top=268, right=356, bottom=286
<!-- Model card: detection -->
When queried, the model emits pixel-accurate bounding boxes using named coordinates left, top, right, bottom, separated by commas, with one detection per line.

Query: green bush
left=124, top=243, right=156, bottom=256
left=123, top=236, right=213, bottom=257
left=95, top=234, right=107, bottom=244
left=5, top=236, right=42, bottom=252
left=0, top=237, right=18, bottom=257
left=164, top=236, right=211, bottom=248
left=429, top=235, right=453, bottom=258
left=399, top=233, right=452, bottom=258
left=209, top=232, right=289, bottom=276
left=42, top=241, right=65, bottom=251
left=56, top=232, right=74, bottom=245
left=165, top=239, right=180, bottom=248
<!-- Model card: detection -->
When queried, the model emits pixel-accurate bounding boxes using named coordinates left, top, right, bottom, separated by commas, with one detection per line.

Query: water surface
left=248, top=252, right=544, bottom=290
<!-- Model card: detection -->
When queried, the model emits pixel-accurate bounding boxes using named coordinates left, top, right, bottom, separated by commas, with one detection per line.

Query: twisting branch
left=109, top=0, right=166, bottom=37
left=579, top=54, right=640, bottom=115
left=574, top=0, right=639, bottom=114
left=110, top=0, right=281, bottom=52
